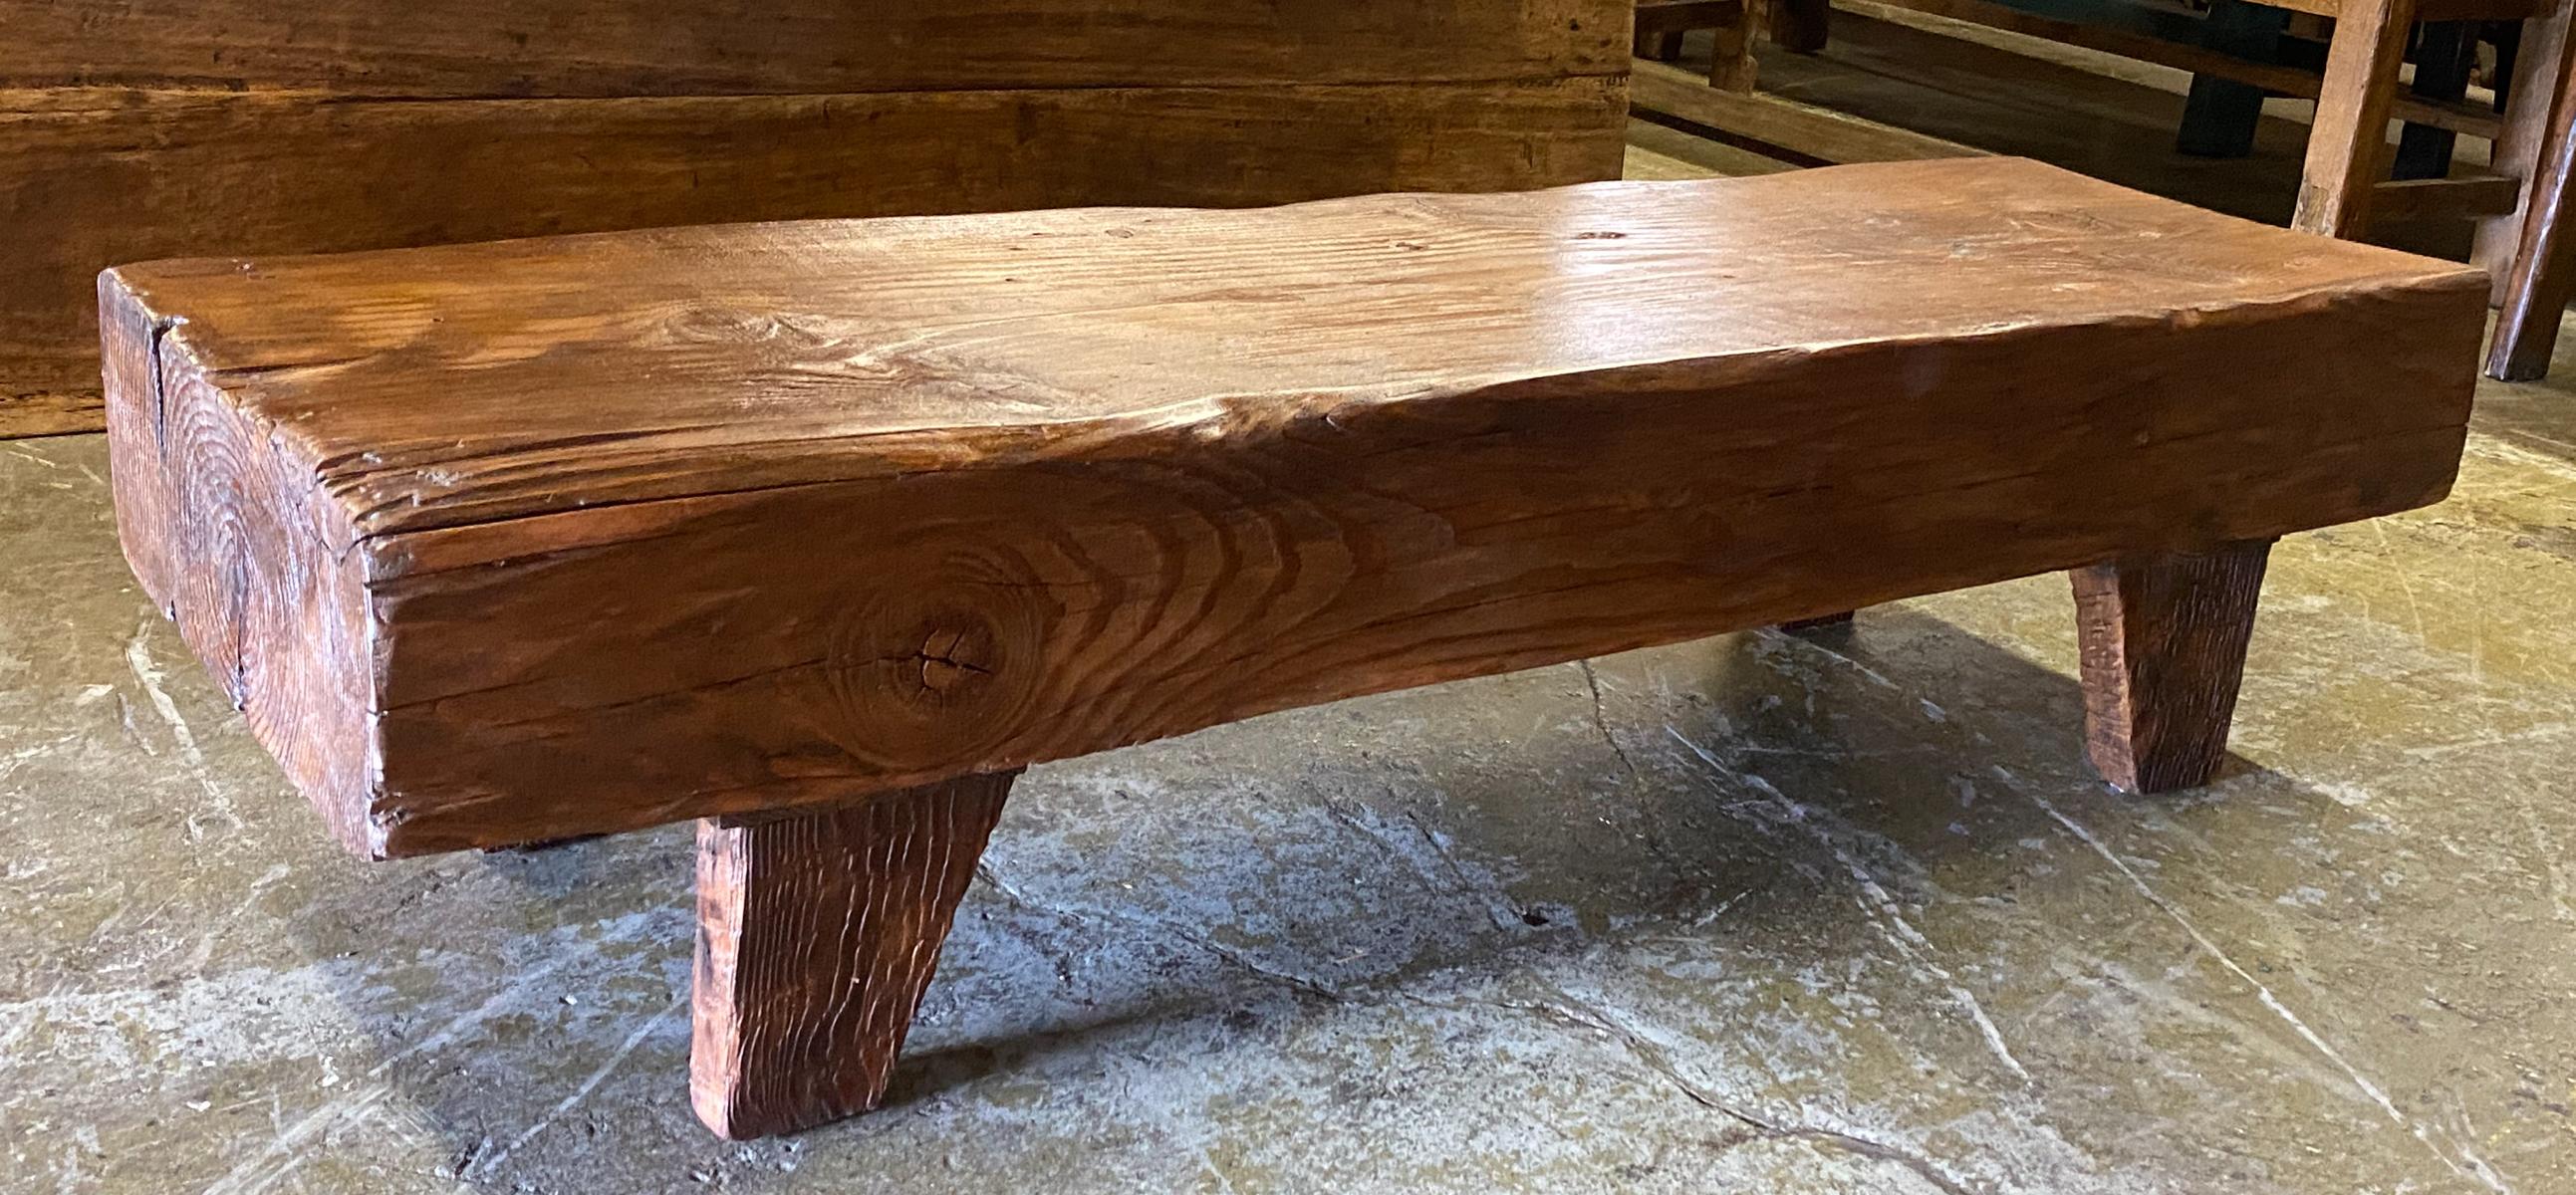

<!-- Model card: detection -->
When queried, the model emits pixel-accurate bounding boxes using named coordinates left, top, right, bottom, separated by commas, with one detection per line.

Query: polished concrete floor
left=6, top=347, right=2574, bottom=1193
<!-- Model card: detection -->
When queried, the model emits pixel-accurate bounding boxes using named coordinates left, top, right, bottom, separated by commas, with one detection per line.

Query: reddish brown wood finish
left=0, top=0, right=1627, bottom=96
left=2071, top=543, right=2273, bottom=793
left=691, top=772, right=1017, bottom=1139
left=104, top=160, right=2486, bottom=1141
left=1, top=0, right=1630, bottom=422
left=99, top=159, right=2487, bottom=858
left=1857, top=0, right=2568, bottom=374
left=6, top=77, right=1625, bottom=409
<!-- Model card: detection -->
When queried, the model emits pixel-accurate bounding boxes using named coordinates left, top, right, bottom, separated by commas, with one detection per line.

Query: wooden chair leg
left=1636, top=29, right=1688, bottom=59
left=2179, top=0, right=2288, bottom=158
left=2393, top=22, right=2478, bottom=179
left=690, top=772, right=1017, bottom=1139
left=2292, top=0, right=2418, bottom=237
left=1770, top=0, right=1830, bottom=53
left=2070, top=543, right=2271, bottom=794
left=2489, top=10, right=2576, bottom=378
left=2474, top=0, right=2573, bottom=305
left=1710, top=0, right=1764, bottom=92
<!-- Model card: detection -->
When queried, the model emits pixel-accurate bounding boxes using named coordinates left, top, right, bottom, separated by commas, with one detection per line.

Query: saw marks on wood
left=2072, top=543, right=2274, bottom=792
left=691, top=772, right=1018, bottom=1139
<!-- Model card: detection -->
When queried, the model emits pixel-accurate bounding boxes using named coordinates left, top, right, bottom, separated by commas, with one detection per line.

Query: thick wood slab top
left=110, top=157, right=2481, bottom=546
left=104, top=157, right=2486, bottom=857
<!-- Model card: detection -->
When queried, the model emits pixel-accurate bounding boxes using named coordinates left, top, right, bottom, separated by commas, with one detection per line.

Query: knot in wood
left=816, top=555, right=1047, bottom=775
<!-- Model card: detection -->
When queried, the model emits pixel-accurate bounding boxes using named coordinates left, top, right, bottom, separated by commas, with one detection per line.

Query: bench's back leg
left=690, top=771, right=1019, bottom=1139
left=2070, top=542, right=2273, bottom=793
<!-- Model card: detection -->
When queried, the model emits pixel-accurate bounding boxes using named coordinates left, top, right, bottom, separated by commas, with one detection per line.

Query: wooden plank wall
left=0, top=0, right=1633, bottom=435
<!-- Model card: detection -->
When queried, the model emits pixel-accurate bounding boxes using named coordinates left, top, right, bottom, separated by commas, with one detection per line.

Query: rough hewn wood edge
left=691, top=771, right=1017, bottom=1138
left=347, top=271, right=2483, bottom=856
left=102, top=271, right=383, bottom=854
left=2072, top=542, right=2273, bottom=792
left=338, top=275, right=2481, bottom=556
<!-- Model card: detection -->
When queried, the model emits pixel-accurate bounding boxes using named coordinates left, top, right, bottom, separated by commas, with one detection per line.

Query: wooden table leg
left=2070, top=543, right=2272, bottom=794
left=690, top=771, right=1018, bottom=1139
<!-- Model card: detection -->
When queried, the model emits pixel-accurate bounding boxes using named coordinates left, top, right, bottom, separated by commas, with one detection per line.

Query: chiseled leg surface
left=2071, top=542, right=2273, bottom=793
left=690, top=772, right=1017, bottom=1139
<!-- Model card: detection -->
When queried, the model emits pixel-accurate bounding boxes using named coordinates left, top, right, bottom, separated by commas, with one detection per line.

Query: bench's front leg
left=2070, top=542, right=2272, bottom=793
left=690, top=771, right=1018, bottom=1139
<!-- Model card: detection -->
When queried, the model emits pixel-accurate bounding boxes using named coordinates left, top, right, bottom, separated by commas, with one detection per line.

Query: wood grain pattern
left=2292, top=0, right=2418, bottom=237
left=100, top=284, right=379, bottom=844
left=0, top=0, right=1624, bottom=96
left=691, top=772, right=1016, bottom=1139
left=5, top=79, right=1627, bottom=403
left=0, top=391, right=105, bottom=440
left=102, top=159, right=2487, bottom=858
left=2370, top=174, right=2526, bottom=225
left=2071, top=543, right=2273, bottom=793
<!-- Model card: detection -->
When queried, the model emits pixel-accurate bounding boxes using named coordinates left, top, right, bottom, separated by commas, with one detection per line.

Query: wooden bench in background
left=1633, top=0, right=2576, bottom=378
left=102, top=158, right=2482, bottom=1138
left=0, top=0, right=1631, bottom=438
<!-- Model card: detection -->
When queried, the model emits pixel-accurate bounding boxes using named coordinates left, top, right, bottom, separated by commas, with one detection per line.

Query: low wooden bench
left=101, top=157, right=2482, bottom=1139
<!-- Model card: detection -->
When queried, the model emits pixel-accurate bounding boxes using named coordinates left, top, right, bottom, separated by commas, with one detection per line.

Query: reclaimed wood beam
left=101, top=159, right=2483, bottom=858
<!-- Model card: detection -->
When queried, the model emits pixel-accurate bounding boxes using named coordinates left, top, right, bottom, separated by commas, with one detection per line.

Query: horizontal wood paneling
left=5, top=78, right=1628, bottom=404
left=0, top=391, right=104, bottom=438
left=0, top=0, right=1628, bottom=96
